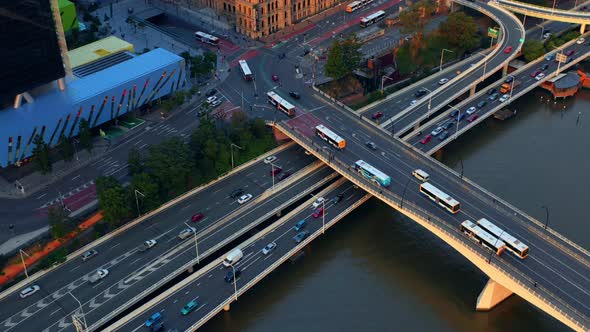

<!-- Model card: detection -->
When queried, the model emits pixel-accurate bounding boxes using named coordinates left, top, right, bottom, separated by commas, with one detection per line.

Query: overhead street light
left=439, top=48, right=454, bottom=72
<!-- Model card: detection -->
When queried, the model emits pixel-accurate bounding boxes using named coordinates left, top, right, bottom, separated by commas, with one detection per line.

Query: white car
left=535, top=73, right=545, bottom=81
left=466, top=107, right=477, bottom=115
left=89, top=269, right=109, bottom=284
left=438, top=78, right=449, bottom=85
left=431, top=127, right=444, bottom=136
left=499, top=94, right=510, bottom=102
left=410, top=99, right=418, bottom=106
left=238, top=194, right=253, bottom=204
left=178, top=227, right=196, bottom=240
left=264, top=155, right=277, bottom=164
left=262, top=242, right=277, bottom=255
left=312, top=197, right=325, bottom=209
left=211, top=99, right=222, bottom=108
left=19, top=285, right=40, bottom=299
left=576, top=37, right=585, bottom=44
left=206, top=96, right=217, bottom=104
left=139, top=239, right=157, bottom=252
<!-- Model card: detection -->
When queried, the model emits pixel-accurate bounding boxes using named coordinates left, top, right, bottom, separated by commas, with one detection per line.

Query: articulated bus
left=345, top=0, right=374, bottom=12
left=354, top=160, right=391, bottom=187
left=360, top=10, right=385, bottom=28
left=315, top=125, right=346, bottom=149
left=267, top=91, right=296, bottom=116
left=419, top=182, right=461, bottom=214
left=194, top=31, right=220, bottom=45
left=476, top=218, right=529, bottom=259
left=460, top=220, right=505, bottom=256
left=238, top=60, right=253, bottom=81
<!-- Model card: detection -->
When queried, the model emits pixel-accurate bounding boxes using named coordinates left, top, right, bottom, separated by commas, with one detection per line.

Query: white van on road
left=223, top=249, right=243, bottom=267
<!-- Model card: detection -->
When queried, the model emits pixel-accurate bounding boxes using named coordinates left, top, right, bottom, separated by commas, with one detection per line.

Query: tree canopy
left=324, top=37, right=362, bottom=79
left=438, top=12, right=480, bottom=52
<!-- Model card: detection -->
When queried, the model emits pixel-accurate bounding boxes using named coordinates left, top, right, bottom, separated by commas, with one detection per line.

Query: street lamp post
left=448, top=104, right=462, bottom=140
left=400, top=177, right=412, bottom=209
left=541, top=205, right=550, bottom=229
left=230, top=264, right=238, bottom=301
left=134, top=189, right=145, bottom=217
left=230, top=143, right=244, bottom=169
left=459, top=159, right=464, bottom=179
left=270, top=162, right=278, bottom=192
left=421, top=87, right=434, bottom=117
left=69, top=292, right=88, bottom=331
left=184, top=221, right=200, bottom=263
left=439, top=48, right=455, bottom=72
left=508, top=75, right=517, bottom=99
left=381, top=75, right=394, bottom=94
left=322, top=199, right=326, bottom=234
left=537, top=24, right=545, bottom=41
left=19, top=249, right=30, bottom=279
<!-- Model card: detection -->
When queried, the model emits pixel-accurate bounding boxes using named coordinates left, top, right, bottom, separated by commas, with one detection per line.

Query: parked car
left=438, top=78, right=449, bottom=85
left=205, top=89, right=217, bottom=97
left=262, top=242, right=277, bottom=255
left=366, top=141, right=377, bottom=150
left=191, top=212, right=205, bottom=222
left=206, top=96, right=217, bottom=104
left=312, top=207, right=324, bottom=218
left=211, top=99, right=222, bottom=108
left=420, top=134, right=433, bottom=144
left=238, top=194, right=253, bottom=204
left=19, top=285, right=40, bottom=299
left=289, top=91, right=301, bottom=99
left=438, top=131, right=449, bottom=141
left=499, top=94, right=510, bottom=102
left=535, top=73, right=545, bottom=81
left=503, top=46, right=513, bottom=54
left=372, top=111, right=383, bottom=120
left=264, top=155, right=277, bottom=164
left=312, top=197, right=325, bottom=209
left=181, top=300, right=199, bottom=316
left=82, top=249, right=98, bottom=262
left=466, top=106, right=477, bottom=115
left=431, top=127, right=443, bottom=136
left=467, top=114, right=479, bottom=122
left=293, top=231, right=310, bottom=243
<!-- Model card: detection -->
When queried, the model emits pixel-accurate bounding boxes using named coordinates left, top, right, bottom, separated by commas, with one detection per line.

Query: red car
left=420, top=134, right=432, bottom=144
left=191, top=213, right=204, bottom=222
left=467, top=114, right=479, bottom=123
left=271, top=75, right=279, bottom=82
left=313, top=207, right=324, bottom=218
left=530, top=70, right=541, bottom=78
left=372, top=112, right=383, bottom=120
left=504, top=46, right=513, bottom=54
left=270, top=167, right=282, bottom=176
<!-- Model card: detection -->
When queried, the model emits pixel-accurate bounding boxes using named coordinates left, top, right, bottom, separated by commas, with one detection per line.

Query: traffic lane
left=119, top=182, right=365, bottom=331
left=0, top=144, right=314, bottom=321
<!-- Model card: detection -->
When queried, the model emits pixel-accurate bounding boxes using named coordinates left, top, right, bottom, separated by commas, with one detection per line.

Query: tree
left=98, top=185, right=132, bottom=226
left=130, top=172, right=161, bottom=213
left=324, top=41, right=348, bottom=79
left=58, top=134, right=74, bottom=162
left=340, top=36, right=362, bottom=72
left=78, top=119, right=93, bottom=152
left=32, top=135, right=52, bottom=174
left=128, top=148, right=143, bottom=175
left=438, top=12, right=480, bottom=52
left=395, top=46, right=418, bottom=75
left=522, top=39, right=546, bottom=62
left=95, top=176, right=119, bottom=194
left=146, top=137, right=192, bottom=197
left=48, top=206, right=72, bottom=240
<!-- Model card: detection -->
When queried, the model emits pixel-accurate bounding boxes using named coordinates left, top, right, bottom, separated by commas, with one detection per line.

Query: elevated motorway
left=271, top=107, right=590, bottom=330
left=405, top=33, right=590, bottom=152
left=0, top=144, right=337, bottom=332
left=109, top=179, right=370, bottom=332
left=495, top=0, right=590, bottom=29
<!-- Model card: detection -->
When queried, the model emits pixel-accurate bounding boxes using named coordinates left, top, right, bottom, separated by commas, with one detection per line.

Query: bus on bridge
left=477, top=218, right=529, bottom=259
left=315, top=125, right=346, bottom=149
left=354, top=160, right=391, bottom=187
left=267, top=91, right=296, bottom=116
left=419, top=182, right=461, bottom=214
left=460, top=220, right=506, bottom=256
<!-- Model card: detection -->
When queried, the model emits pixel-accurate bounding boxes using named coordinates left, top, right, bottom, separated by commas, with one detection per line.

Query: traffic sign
left=556, top=53, right=567, bottom=63
left=488, top=27, right=499, bottom=39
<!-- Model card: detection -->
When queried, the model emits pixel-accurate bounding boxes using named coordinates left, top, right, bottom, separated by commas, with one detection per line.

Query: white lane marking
left=36, top=193, right=47, bottom=200
left=71, top=175, right=81, bottom=181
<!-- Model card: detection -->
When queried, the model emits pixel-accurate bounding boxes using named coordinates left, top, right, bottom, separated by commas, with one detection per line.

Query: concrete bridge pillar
left=470, top=84, right=477, bottom=97
left=223, top=304, right=231, bottom=311
left=502, top=63, right=509, bottom=77
left=581, top=24, right=587, bottom=34
left=476, top=278, right=513, bottom=311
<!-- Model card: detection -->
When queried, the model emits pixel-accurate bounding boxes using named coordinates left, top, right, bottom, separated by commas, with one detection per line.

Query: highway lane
left=113, top=180, right=368, bottom=332
left=405, top=34, right=590, bottom=150
left=282, top=106, right=590, bottom=324
left=0, top=144, right=319, bottom=331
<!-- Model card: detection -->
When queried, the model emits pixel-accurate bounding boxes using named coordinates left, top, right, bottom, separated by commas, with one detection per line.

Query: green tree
left=146, top=137, right=192, bottom=197
left=78, top=119, right=93, bottom=152
left=95, top=176, right=119, bottom=194
left=128, top=147, right=143, bottom=176
left=324, top=41, right=348, bottom=79
left=58, top=134, right=74, bottom=162
left=438, top=12, right=480, bottom=52
left=340, top=36, right=362, bottom=72
left=395, top=46, right=418, bottom=75
left=522, top=39, right=546, bottom=62
left=32, top=135, right=52, bottom=174
left=98, top=185, right=132, bottom=226
left=130, top=172, right=161, bottom=213
left=48, top=206, right=72, bottom=240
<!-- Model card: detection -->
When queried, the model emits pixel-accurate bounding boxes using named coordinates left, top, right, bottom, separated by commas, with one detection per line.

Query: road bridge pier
left=476, top=279, right=514, bottom=311
left=502, top=63, right=509, bottom=76
left=581, top=23, right=586, bottom=34
left=470, top=84, right=477, bottom=96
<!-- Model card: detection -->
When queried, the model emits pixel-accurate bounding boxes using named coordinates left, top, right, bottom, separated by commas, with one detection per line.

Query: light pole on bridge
left=541, top=205, right=550, bottom=230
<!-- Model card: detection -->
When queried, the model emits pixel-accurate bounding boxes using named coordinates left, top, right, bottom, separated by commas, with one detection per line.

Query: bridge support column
left=276, top=210, right=282, bottom=217
left=187, top=266, right=194, bottom=273
left=272, top=127, right=290, bottom=141
left=502, top=63, right=509, bottom=77
left=581, top=24, right=587, bottom=34
left=223, top=304, right=231, bottom=311
left=470, top=84, right=477, bottom=97
left=476, top=278, right=513, bottom=311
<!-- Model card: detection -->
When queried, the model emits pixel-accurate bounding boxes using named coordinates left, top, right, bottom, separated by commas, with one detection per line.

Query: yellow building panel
left=68, top=36, right=135, bottom=68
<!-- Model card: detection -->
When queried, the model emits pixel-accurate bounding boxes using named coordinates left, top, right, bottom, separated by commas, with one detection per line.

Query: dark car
left=366, top=141, right=377, bottom=150
left=270, top=167, right=282, bottom=176
left=439, top=131, right=449, bottom=141
left=467, top=114, right=479, bottom=122
left=206, top=89, right=217, bottom=97
left=414, top=88, right=428, bottom=98
left=540, top=64, right=549, bottom=71
left=331, top=194, right=344, bottom=204
left=442, top=121, right=454, bottom=130
left=191, top=213, right=204, bottom=222
left=450, top=110, right=459, bottom=118
left=289, top=91, right=301, bottom=99
left=293, top=231, right=310, bottom=243
left=230, top=188, right=244, bottom=199
left=224, top=269, right=242, bottom=283
left=504, top=76, right=514, bottom=84
left=486, top=88, right=496, bottom=95
left=457, top=112, right=467, bottom=121
left=477, top=100, right=487, bottom=109
left=277, top=172, right=291, bottom=181
left=372, top=112, right=383, bottom=120
left=565, top=50, right=575, bottom=56
left=488, top=93, right=498, bottom=101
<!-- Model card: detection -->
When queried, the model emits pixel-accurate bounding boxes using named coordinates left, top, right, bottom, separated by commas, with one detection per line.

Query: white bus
left=315, top=124, right=346, bottom=149
left=194, top=31, right=220, bottom=45
left=476, top=218, right=529, bottom=259
left=360, top=10, right=385, bottom=28
left=346, top=0, right=373, bottom=12
left=267, top=91, right=296, bottom=116
left=238, top=60, right=253, bottom=81
left=354, top=160, right=391, bottom=187
left=419, top=182, right=461, bottom=214
left=460, top=220, right=505, bottom=256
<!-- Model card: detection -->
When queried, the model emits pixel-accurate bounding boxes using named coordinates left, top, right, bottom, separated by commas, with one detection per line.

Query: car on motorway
left=205, top=89, right=217, bottom=97
left=81, top=249, right=98, bottom=262
left=438, top=78, right=449, bottom=85
left=466, top=106, right=477, bottom=115
left=431, top=127, right=443, bottom=136
left=293, top=219, right=307, bottom=231
left=264, top=155, right=277, bottom=164
left=577, top=37, right=585, bottom=44
left=442, top=121, right=454, bottom=130
left=438, top=131, right=449, bottom=141
left=238, top=194, right=253, bottom=204
left=288, top=91, right=301, bottom=99
left=530, top=70, right=541, bottom=78
left=206, top=96, right=217, bottom=104
left=178, top=227, right=196, bottom=239
left=224, top=268, right=241, bottom=283
left=504, top=76, right=514, bottom=84
left=488, top=93, right=498, bottom=101
left=503, top=46, right=513, bottom=54
left=535, top=73, right=545, bottom=81
left=270, top=166, right=282, bottom=176
left=312, top=197, right=325, bottom=208
left=211, top=99, right=222, bottom=108
left=565, top=50, right=575, bottom=56
left=313, top=207, right=324, bottom=218
left=230, top=188, right=244, bottom=199
left=181, top=300, right=199, bottom=315
left=277, top=171, right=291, bottom=181
left=499, top=94, right=510, bottom=102
left=366, top=141, right=377, bottom=150
left=262, top=242, right=277, bottom=255
left=19, top=285, right=40, bottom=299
left=145, top=312, right=162, bottom=328
left=293, top=230, right=310, bottom=243
left=191, top=212, right=205, bottom=222
left=450, top=110, right=459, bottom=118
left=410, top=99, right=418, bottom=106
left=477, top=100, right=487, bottom=109
left=420, top=134, right=433, bottom=144
left=271, top=74, right=279, bottom=82
left=545, top=53, right=556, bottom=61
left=414, top=88, right=428, bottom=98
left=138, top=240, right=157, bottom=252
left=467, top=114, right=479, bottom=122
left=89, top=269, right=109, bottom=284
left=457, top=112, right=467, bottom=121
left=332, top=193, right=344, bottom=204
left=540, top=64, right=549, bottom=71
left=371, top=111, right=383, bottom=120
left=486, top=88, right=496, bottom=95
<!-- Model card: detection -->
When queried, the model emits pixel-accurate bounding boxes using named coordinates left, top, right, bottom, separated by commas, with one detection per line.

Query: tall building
left=214, top=0, right=339, bottom=38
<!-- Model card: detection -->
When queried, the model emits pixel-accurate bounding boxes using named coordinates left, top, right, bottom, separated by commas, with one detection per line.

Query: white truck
left=222, top=249, right=243, bottom=267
